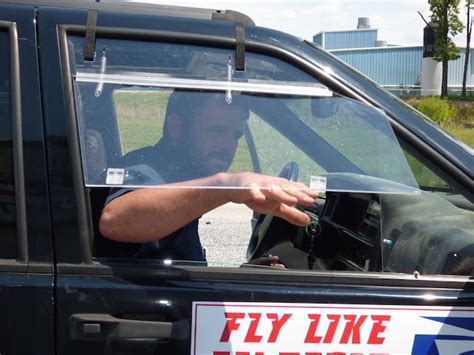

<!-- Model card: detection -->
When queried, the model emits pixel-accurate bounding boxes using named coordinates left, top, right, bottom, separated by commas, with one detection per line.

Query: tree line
left=428, top=0, right=472, bottom=97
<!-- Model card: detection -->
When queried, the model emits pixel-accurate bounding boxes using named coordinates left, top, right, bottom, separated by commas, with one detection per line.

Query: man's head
left=163, top=91, right=249, bottom=176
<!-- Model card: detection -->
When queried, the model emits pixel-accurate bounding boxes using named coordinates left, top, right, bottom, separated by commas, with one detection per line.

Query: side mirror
left=311, top=97, right=339, bottom=118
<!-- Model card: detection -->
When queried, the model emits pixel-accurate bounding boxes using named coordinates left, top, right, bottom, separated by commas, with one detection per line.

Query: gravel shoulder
left=199, top=203, right=253, bottom=267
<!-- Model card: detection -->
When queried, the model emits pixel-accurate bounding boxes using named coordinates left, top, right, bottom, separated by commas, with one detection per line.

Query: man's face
left=183, top=99, right=244, bottom=176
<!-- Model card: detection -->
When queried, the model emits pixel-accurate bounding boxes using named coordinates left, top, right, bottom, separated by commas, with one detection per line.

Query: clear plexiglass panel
left=73, top=72, right=419, bottom=194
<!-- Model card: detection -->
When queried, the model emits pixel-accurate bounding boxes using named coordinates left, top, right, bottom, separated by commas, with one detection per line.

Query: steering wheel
left=246, top=161, right=300, bottom=260
left=278, top=161, right=299, bottom=182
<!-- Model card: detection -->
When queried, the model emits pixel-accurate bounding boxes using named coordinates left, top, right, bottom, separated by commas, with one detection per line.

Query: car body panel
left=0, top=1, right=471, bottom=354
left=0, top=4, right=54, bottom=355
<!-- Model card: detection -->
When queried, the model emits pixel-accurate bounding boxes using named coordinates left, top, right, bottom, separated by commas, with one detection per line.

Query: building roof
left=313, top=28, right=377, bottom=38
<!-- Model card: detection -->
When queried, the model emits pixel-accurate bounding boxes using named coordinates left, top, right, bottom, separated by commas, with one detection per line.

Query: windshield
left=74, top=73, right=419, bottom=195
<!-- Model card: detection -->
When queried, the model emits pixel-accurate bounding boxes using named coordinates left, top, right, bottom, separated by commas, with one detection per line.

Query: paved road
left=199, top=203, right=254, bottom=267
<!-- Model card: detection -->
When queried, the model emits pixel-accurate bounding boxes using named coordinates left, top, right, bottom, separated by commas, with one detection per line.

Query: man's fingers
left=249, top=256, right=280, bottom=265
left=261, top=185, right=298, bottom=205
left=244, top=256, right=287, bottom=269
left=229, top=184, right=266, bottom=204
left=286, top=188, right=317, bottom=206
left=274, top=203, right=311, bottom=226
left=261, top=185, right=317, bottom=207
left=248, top=185, right=266, bottom=203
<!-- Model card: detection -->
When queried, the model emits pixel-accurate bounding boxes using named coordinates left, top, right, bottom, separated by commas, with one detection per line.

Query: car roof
left=0, top=0, right=255, bottom=24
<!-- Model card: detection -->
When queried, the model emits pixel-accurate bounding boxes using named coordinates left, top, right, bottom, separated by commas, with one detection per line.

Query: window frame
left=0, top=20, right=27, bottom=262
left=59, top=24, right=364, bottom=265
left=58, top=24, right=473, bottom=284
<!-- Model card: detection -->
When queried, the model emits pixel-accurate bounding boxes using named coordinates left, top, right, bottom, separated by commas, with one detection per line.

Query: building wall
left=315, top=29, right=378, bottom=50
left=330, top=46, right=474, bottom=91
left=332, top=47, right=422, bottom=86
left=313, top=33, right=323, bottom=48
left=472, top=51, right=474, bottom=75
left=449, top=49, right=474, bottom=87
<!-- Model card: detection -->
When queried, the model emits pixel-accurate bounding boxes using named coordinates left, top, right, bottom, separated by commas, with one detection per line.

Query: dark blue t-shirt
left=94, top=141, right=206, bottom=262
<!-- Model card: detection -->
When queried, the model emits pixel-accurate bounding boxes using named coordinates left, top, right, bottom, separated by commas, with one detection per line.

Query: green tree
left=429, top=0, right=465, bottom=96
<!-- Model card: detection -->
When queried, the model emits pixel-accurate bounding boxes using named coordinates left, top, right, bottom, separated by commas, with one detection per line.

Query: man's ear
left=165, top=113, right=184, bottom=143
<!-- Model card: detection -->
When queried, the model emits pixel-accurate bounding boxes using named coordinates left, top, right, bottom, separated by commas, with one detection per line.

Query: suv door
left=0, top=4, right=54, bottom=355
left=36, top=4, right=474, bottom=355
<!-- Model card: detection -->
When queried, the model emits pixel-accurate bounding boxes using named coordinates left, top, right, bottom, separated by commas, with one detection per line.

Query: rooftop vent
left=357, top=17, right=370, bottom=29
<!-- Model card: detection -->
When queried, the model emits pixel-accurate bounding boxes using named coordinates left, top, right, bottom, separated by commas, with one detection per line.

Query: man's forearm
left=99, top=173, right=230, bottom=243
left=99, top=171, right=317, bottom=243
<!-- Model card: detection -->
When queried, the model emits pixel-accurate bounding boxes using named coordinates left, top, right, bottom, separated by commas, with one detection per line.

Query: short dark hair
left=163, top=90, right=249, bottom=136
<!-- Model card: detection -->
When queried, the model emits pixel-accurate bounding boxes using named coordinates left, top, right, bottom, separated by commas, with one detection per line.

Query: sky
left=142, top=0, right=472, bottom=47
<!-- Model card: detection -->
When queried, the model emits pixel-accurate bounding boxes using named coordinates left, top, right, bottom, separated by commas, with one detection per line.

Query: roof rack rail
left=212, top=9, right=255, bottom=25
left=0, top=0, right=254, bottom=24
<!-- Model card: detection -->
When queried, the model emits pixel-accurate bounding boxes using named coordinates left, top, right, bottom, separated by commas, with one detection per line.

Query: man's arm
left=99, top=172, right=318, bottom=243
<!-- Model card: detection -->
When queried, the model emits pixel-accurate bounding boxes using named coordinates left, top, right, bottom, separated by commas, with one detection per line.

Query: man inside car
left=97, top=91, right=318, bottom=263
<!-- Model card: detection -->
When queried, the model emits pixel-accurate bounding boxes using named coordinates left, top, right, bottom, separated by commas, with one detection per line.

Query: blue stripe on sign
left=423, top=317, right=474, bottom=331
left=411, top=334, right=474, bottom=355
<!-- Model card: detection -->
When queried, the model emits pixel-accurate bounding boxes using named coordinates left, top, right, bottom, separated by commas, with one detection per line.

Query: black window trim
left=57, top=24, right=473, bottom=286
left=0, top=20, right=27, bottom=263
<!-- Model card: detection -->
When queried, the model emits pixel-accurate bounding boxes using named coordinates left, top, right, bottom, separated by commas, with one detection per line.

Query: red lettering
left=305, top=353, right=322, bottom=355
left=323, top=314, right=341, bottom=343
left=244, top=313, right=263, bottom=343
left=267, top=313, right=292, bottom=343
left=340, top=314, right=367, bottom=344
left=213, top=352, right=230, bottom=355
left=220, top=312, right=245, bottom=342
left=368, top=315, right=391, bottom=344
left=304, top=314, right=322, bottom=343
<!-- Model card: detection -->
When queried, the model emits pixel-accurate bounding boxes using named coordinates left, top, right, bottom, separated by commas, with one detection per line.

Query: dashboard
left=320, top=193, right=382, bottom=272
left=247, top=174, right=474, bottom=275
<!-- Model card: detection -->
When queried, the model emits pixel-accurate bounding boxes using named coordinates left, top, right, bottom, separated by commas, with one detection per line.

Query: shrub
left=412, top=96, right=456, bottom=127
left=455, top=102, right=474, bottom=126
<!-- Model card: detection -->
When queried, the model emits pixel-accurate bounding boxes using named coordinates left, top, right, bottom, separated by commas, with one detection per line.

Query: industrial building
left=313, top=18, right=474, bottom=96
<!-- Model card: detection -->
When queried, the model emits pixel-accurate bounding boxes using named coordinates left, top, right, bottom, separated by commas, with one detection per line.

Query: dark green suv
left=0, top=1, right=473, bottom=354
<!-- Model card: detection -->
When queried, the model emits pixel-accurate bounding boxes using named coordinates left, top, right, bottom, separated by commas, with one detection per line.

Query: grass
left=402, top=96, right=473, bottom=148
left=114, top=90, right=168, bottom=153
left=400, top=96, right=473, bottom=187
left=114, top=90, right=253, bottom=172
left=445, top=126, right=474, bottom=147
left=112, top=90, right=471, bottom=190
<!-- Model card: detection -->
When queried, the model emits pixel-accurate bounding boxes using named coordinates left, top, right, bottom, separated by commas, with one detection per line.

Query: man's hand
left=220, top=172, right=318, bottom=226
left=243, top=255, right=286, bottom=269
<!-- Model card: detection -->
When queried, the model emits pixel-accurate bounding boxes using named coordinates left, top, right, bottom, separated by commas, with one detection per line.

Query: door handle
left=69, top=313, right=188, bottom=341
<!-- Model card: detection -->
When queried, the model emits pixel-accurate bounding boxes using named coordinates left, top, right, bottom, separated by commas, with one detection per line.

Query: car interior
left=67, top=34, right=474, bottom=277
